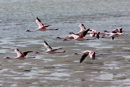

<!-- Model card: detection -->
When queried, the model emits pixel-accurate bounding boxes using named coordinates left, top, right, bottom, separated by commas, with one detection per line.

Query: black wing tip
left=44, top=40, right=47, bottom=43
left=16, top=48, right=19, bottom=50
left=96, top=32, right=100, bottom=39
left=23, top=51, right=33, bottom=56
left=81, top=24, right=84, bottom=26
left=16, top=48, right=21, bottom=52
left=112, top=37, right=115, bottom=40
left=44, top=40, right=49, bottom=45
left=80, top=61, right=82, bottom=63
left=36, top=17, right=41, bottom=22
left=87, top=28, right=90, bottom=31
left=83, top=30, right=88, bottom=37
left=92, top=52, right=96, bottom=60
left=81, top=24, right=86, bottom=29
left=80, top=59, right=83, bottom=63
left=120, top=28, right=123, bottom=33
left=80, top=54, right=88, bottom=63
left=28, top=51, right=33, bottom=53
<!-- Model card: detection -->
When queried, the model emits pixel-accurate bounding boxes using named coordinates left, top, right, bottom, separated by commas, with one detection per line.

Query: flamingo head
left=104, top=30, right=109, bottom=32
left=56, top=37, right=62, bottom=39
left=69, top=32, right=75, bottom=34
left=74, top=53, right=79, bottom=55
left=6, top=57, right=11, bottom=59
left=35, top=52, right=40, bottom=54
left=26, top=30, right=31, bottom=32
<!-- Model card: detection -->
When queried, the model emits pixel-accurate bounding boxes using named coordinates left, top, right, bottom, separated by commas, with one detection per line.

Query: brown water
left=0, top=0, right=130, bottom=87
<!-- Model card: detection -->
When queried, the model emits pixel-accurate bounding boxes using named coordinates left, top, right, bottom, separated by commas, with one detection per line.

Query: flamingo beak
left=35, top=52, right=40, bottom=54
left=6, top=57, right=11, bottom=59
left=26, top=30, right=30, bottom=32
left=74, top=53, right=79, bottom=55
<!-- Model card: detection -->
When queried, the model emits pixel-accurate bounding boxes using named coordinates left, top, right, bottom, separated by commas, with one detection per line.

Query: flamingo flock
left=6, top=17, right=130, bottom=63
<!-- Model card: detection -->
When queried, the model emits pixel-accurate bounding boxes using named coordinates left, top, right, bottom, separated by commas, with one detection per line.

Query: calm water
left=0, top=0, right=130, bottom=87
left=0, top=0, right=130, bottom=37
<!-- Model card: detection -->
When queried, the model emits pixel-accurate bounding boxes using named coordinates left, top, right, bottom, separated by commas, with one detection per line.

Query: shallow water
left=0, top=0, right=130, bottom=87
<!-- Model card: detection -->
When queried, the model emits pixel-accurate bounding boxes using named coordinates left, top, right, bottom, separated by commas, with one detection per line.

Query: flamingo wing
left=80, top=53, right=88, bottom=63
left=120, top=28, right=123, bottom=33
left=89, top=51, right=95, bottom=60
left=92, top=52, right=95, bottom=60
left=82, top=30, right=88, bottom=37
left=36, top=17, right=44, bottom=28
left=22, top=51, right=33, bottom=57
left=44, top=41, right=52, bottom=51
left=79, top=24, right=86, bottom=32
left=14, top=49, right=22, bottom=57
left=53, top=47, right=62, bottom=51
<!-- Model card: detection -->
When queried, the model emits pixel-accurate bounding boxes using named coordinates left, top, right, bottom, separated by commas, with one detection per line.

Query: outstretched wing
left=120, top=28, right=123, bottom=33
left=53, top=47, right=62, bottom=51
left=36, top=17, right=44, bottom=28
left=22, top=51, right=33, bottom=57
left=82, top=30, right=88, bottom=37
left=79, top=24, right=86, bottom=32
left=14, top=48, right=22, bottom=57
left=80, top=53, right=88, bottom=63
left=43, top=41, right=52, bottom=51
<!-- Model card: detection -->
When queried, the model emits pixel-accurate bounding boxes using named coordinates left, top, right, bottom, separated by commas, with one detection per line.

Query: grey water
left=0, top=0, right=130, bottom=87
left=0, top=0, right=130, bottom=38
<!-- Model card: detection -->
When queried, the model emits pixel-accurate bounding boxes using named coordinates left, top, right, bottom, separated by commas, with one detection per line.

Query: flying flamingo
left=74, top=50, right=95, bottom=63
left=57, top=25, right=96, bottom=41
left=112, top=27, right=123, bottom=33
left=74, top=50, right=103, bottom=63
left=35, top=41, right=66, bottom=54
left=102, top=31, right=129, bottom=40
left=57, top=30, right=96, bottom=41
left=6, top=49, right=35, bottom=59
left=26, top=17, right=58, bottom=32
left=87, top=29, right=101, bottom=39
left=104, top=27, right=130, bottom=33
left=69, top=24, right=90, bottom=36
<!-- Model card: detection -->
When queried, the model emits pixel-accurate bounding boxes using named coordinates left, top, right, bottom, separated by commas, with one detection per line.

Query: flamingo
left=87, top=29, right=101, bottom=39
left=57, top=30, right=96, bottom=41
left=102, top=31, right=129, bottom=40
left=35, top=41, right=66, bottom=54
left=74, top=50, right=103, bottom=63
left=104, top=27, right=127, bottom=33
left=69, top=24, right=90, bottom=36
left=112, top=27, right=123, bottom=33
left=74, top=50, right=96, bottom=63
left=26, top=17, right=58, bottom=32
left=6, top=49, right=35, bottom=59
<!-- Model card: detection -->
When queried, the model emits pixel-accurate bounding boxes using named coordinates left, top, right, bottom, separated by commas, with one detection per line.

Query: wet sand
left=0, top=34, right=130, bottom=87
